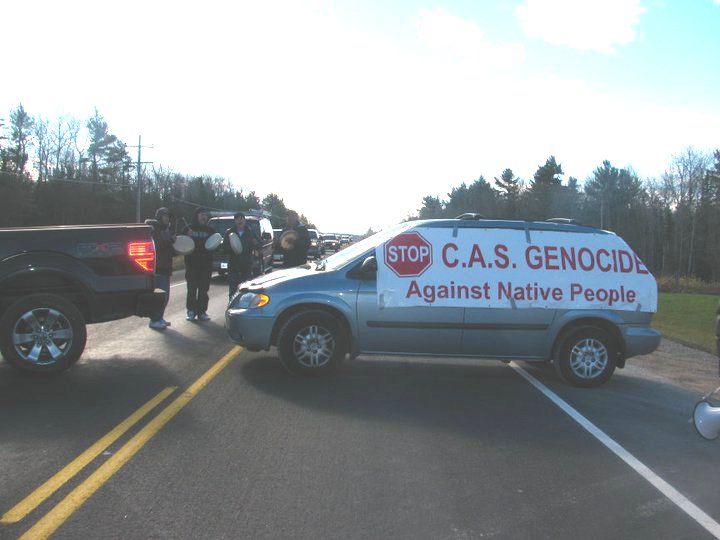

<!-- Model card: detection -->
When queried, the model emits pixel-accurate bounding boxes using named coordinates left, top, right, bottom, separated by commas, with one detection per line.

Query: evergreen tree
left=528, top=156, right=563, bottom=220
left=418, top=195, right=444, bottom=218
left=86, top=109, right=129, bottom=184
left=494, top=168, right=521, bottom=218
left=2, top=104, right=34, bottom=175
left=262, top=193, right=288, bottom=227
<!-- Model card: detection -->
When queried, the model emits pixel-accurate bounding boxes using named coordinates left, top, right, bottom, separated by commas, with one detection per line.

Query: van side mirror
left=360, top=256, right=377, bottom=274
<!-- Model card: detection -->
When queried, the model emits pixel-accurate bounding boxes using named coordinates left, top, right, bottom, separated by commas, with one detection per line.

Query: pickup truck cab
left=226, top=218, right=661, bottom=387
left=0, top=224, right=164, bottom=374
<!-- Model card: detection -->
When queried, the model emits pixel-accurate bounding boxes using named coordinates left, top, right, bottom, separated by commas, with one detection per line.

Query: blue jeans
left=151, top=274, right=170, bottom=322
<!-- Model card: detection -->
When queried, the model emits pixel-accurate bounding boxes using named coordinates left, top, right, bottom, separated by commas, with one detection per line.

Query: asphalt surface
left=1, top=272, right=719, bottom=539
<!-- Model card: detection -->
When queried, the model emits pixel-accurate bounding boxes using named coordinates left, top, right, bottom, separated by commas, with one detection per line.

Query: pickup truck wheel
left=0, top=294, right=87, bottom=375
left=277, top=310, right=347, bottom=375
left=554, top=327, right=616, bottom=388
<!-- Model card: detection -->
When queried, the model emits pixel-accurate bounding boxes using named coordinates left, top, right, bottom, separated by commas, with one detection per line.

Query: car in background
left=321, top=233, right=340, bottom=253
left=307, top=228, right=324, bottom=259
left=272, top=228, right=283, bottom=264
left=340, top=234, right=351, bottom=247
left=208, top=212, right=274, bottom=277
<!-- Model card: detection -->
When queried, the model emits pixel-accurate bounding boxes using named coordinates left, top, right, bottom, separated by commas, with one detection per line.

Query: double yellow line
left=2, top=345, right=242, bottom=539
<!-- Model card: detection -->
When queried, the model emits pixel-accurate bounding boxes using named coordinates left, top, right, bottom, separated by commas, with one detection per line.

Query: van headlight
left=236, top=292, right=270, bottom=309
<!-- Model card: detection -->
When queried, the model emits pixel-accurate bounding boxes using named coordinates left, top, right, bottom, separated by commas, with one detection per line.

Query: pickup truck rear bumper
left=89, top=289, right=167, bottom=323
left=135, top=289, right=167, bottom=318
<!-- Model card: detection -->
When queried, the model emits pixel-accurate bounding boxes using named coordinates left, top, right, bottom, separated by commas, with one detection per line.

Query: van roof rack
left=545, top=217, right=582, bottom=225
left=455, top=213, right=486, bottom=220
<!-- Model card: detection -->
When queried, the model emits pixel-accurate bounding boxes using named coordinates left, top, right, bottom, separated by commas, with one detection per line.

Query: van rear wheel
left=277, top=310, right=347, bottom=375
left=555, top=327, right=616, bottom=387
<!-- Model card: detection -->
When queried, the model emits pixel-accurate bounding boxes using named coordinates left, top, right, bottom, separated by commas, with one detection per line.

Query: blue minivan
left=225, top=218, right=661, bottom=387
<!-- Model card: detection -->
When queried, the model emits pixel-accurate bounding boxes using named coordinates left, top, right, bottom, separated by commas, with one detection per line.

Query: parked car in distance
left=272, top=228, right=283, bottom=264
left=321, top=233, right=340, bottom=253
left=208, top=212, right=274, bottom=277
left=226, top=217, right=661, bottom=388
left=307, top=228, right=324, bottom=259
left=340, top=234, right=351, bottom=247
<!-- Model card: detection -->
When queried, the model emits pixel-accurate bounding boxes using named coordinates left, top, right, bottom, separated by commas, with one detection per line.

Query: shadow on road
left=0, top=356, right=180, bottom=444
left=238, top=353, right=720, bottom=466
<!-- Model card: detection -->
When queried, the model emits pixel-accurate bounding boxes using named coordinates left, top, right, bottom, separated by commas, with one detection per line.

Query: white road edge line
left=509, top=362, right=720, bottom=539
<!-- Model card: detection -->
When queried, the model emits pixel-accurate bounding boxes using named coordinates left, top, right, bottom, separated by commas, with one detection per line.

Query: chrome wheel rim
left=293, top=324, right=335, bottom=368
left=13, top=308, right=73, bottom=365
left=569, top=338, right=608, bottom=379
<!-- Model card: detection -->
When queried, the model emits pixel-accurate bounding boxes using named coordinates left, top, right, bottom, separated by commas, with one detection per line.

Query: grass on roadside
left=653, top=292, right=718, bottom=353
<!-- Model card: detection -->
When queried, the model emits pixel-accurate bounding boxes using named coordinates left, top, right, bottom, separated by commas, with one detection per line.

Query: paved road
left=1, top=274, right=719, bottom=539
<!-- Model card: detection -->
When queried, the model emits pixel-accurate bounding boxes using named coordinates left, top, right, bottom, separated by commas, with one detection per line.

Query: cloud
left=413, top=8, right=525, bottom=67
left=517, top=0, right=646, bottom=53
left=4, top=1, right=717, bottom=234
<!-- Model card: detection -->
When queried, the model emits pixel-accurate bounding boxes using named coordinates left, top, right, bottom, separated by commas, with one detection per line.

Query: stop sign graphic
left=384, top=232, right=433, bottom=277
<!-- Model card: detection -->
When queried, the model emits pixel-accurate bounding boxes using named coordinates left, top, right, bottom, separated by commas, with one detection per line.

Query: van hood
left=245, top=265, right=315, bottom=289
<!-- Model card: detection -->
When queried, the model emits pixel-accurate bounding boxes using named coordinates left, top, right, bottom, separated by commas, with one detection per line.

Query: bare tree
left=671, top=147, right=711, bottom=275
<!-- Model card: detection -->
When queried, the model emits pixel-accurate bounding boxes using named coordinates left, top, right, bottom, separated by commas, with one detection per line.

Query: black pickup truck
left=0, top=224, right=164, bottom=374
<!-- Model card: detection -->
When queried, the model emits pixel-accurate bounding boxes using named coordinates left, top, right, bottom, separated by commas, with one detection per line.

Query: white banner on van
left=376, top=228, right=657, bottom=312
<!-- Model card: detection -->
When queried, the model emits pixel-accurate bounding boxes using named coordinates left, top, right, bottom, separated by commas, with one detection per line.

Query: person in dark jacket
left=716, top=302, right=720, bottom=373
left=182, top=208, right=214, bottom=321
left=223, top=212, right=261, bottom=299
left=277, top=210, right=310, bottom=268
left=145, top=207, right=175, bottom=330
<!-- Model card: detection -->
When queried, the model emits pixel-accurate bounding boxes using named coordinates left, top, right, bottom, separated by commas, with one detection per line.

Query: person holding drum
left=223, top=212, right=261, bottom=299
left=277, top=210, right=311, bottom=268
left=145, top=207, right=175, bottom=330
left=182, top=208, right=216, bottom=321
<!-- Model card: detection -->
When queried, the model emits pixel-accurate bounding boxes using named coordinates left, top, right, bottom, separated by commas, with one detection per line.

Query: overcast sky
left=3, top=0, right=719, bottom=234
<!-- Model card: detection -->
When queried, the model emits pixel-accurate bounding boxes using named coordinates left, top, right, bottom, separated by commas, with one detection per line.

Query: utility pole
left=126, top=136, right=153, bottom=223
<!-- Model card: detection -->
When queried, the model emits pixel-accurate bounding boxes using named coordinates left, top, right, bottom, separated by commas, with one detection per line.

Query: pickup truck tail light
left=128, top=241, right=155, bottom=272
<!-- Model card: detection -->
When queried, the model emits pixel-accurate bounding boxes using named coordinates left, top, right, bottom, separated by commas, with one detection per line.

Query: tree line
left=0, top=104, right=301, bottom=231
left=2, top=103, right=719, bottom=282
left=410, top=151, right=720, bottom=283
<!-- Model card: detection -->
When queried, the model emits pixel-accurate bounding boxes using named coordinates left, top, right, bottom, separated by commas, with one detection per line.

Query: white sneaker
left=197, top=313, right=211, bottom=321
left=149, top=320, right=167, bottom=331
left=162, top=319, right=172, bottom=327
left=186, top=310, right=196, bottom=321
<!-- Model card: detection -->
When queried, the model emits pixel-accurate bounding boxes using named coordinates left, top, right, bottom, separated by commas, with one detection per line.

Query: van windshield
left=318, top=222, right=413, bottom=271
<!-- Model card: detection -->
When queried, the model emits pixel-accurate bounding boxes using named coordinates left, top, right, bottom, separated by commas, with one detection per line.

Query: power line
left=126, top=136, right=153, bottom=223
left=40, top=177, right=134, bottom=188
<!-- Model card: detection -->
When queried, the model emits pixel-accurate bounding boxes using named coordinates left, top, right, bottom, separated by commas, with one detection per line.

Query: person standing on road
left=277, top=210, right=310, bottom=268
left=182, top=208, right=214, bottom=321
left=716, top=302, right=720, bottom=372
left=146, top=207, right=175, bottom=331
left=223, top=212, right=260, bottom=299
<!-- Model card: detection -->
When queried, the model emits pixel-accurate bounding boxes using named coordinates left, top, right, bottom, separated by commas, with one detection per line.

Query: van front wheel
left=277, top=310, right=347, bottom=375
left=555, top=328, right=616, bottom=388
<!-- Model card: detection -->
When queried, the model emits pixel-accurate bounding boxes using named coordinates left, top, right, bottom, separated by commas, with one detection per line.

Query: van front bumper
left=225, top=309, right=274, bottom=351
